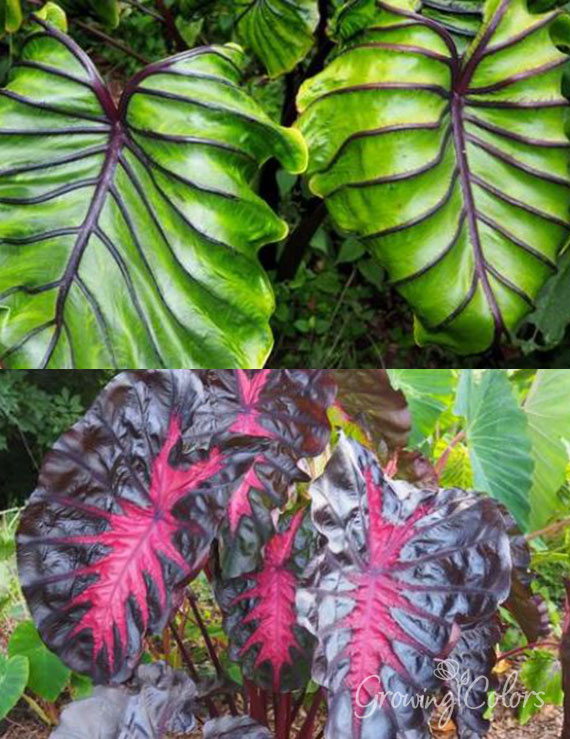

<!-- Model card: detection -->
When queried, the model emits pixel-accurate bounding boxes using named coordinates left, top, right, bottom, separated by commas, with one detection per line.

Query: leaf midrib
left=41, top=122, right=123, bottom=368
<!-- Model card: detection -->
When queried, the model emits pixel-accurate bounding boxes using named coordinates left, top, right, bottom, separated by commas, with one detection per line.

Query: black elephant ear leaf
left=298, top=435, right=512, bottom=739
left=16, top=370, right=334, bottom=683
left=203, top=715, right=272, bottom=739
left=50, top=661, right=196, bottom=739
left=0, top=19, right=307, bottom=368
left=217, top=509, right=315, bottom=692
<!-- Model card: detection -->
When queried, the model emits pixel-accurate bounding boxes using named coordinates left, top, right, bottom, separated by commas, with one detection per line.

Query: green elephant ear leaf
left=0, top=653, right=28, bottom=721
left=235, top=0, right=320, bottom=77
left=297, top=0, right=570, bottom=355
left=0, top=20, right=307, bottom=368
left=455, top=369, right=534, bottom=530
left=524, top=369, right=570, bottom=530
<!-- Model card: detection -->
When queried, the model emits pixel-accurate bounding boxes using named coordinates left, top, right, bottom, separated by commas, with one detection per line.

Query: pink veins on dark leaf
left=343, top=468, right=428, bottom=709
left=234, top=510, right=305, bottom=690
left=229, top=370, right=273, bottom=438
left=227, top=455, right=265, bottom=534
left=65, top=416, right=225, bottom=671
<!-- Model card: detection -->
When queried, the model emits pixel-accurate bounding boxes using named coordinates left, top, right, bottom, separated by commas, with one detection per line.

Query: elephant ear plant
left=13, top=369, right=526, bottom=739
left=0, top=18, right=306, bottom=368
left=297, top=0, right=570, bottom=354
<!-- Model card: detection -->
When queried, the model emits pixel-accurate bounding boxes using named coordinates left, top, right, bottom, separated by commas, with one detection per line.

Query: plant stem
left=526, top=517, right=570, bottom=542
left=124, top=0, right=164, bottom=21
left=21, top=694, right=54, bottom=726
left=498, top=640, right=559, bottom=662
left=188, top=591, right=238, bottom=715
left=296, top=688, right=324, bottom=739
left=434, top=430, right=466, bottom=478
left=74, top=20, right=150, bottom=64
left=155, top=0, right=187, bottom=52
left=169, top=623, right=220, bottom=718
left=277, top=200, right=327, bottom=280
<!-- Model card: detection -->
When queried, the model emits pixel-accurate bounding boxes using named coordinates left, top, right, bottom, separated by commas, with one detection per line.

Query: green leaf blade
left=0, top=653, right=29, bottom=720
left=455, top=369, right=534, bottom=529
left=236, top=0, right=320, bottom=77
left=387, top=368, right=456, bottom=447
left=0, top=23, right=307, bottom=368
left=297, top=0, right=570, bottom=354
left=524, top=369, right=570, bottom=529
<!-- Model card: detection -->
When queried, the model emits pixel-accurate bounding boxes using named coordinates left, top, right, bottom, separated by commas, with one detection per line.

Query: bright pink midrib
left=229, top=370, right=273, bottom=438
left=342, top=467, right=428, bottom=724
left=237, top=511, right=304, bottom=690
left=68, top=416, right=225, bottom=670
left=227, top=457, right=264, bottom=533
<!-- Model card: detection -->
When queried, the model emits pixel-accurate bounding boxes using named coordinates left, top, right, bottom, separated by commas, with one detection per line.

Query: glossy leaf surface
left=445, top=616, right=501, bottom=736
left=332, top=369, right=411, bottom=452
left=235, top=0, right=319, bottom=77
left=455, top=369, right=534, bottom=529
left=298, top=0, right=570, bottom=354
left=17, top=370, right=334, bottom=683
left=218, top=510, right=315, bottom=692
left=0, top=20, right=307, bottom=368
left=51, top=662, right=196, bottom=739
left=298, top=435, right=512, bottom=739
left=203, top=716, right=272, bottom=739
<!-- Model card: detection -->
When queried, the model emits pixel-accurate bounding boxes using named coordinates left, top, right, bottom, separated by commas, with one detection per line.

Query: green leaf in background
left=34, top=2, right=68, bottom=32
left=70, top=671, right=92, bottom=700
left=0, top=653, right=28, bottom=720
left=455, top=369, right=533, bottom=530
left=0, top=22, right=307, bottom=368
left=88, top=0, right=119, bottom=28
left=434, top=437, right=473, bottom=489
left=524, top=369, right=570, bottom=530
left=235, top=0, right=319, bottom=77
left=2, top=0, right=22, bottom=34
left=386, top=369, right=456, bottom=447
left=518, top=649, right=562, bottom=725
left=519, top=251, right=570, bottom=353
left=8, top=620, right=70, bottom=701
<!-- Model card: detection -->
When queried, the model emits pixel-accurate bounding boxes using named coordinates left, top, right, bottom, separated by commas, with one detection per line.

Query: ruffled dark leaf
left=17, top=370, right=334, bottom=683
left=444, top=616, right=502, bottom=738
left=50, top=661, right=196, bottom=739
left=332, top=370, right=410, bottom=453
left=502, top=510, right=550, bottom=642
left=203, top=715, right=271, bottom=739
left=298, top=436, right=512, bottom=739
left=217, top=509, right=316, bottom=693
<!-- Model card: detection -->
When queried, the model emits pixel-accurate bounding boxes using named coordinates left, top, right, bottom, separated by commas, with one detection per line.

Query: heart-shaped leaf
left=235, top=0, right=320, bottom=77
left=17, top=370, right=334, bottom=683
left=0, top=19, right=306, bottom=368
left=297, top=0, right=570, bottom=354
left=298, top=435, right=512, bottom=739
